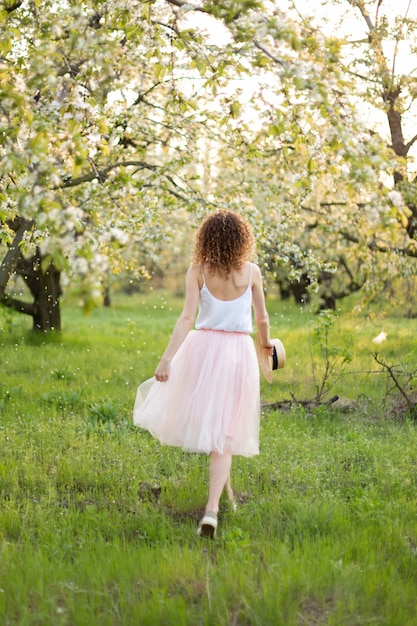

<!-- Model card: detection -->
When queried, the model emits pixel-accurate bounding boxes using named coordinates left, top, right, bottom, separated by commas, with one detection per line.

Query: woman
left=133, top=210, right=273, bottom=538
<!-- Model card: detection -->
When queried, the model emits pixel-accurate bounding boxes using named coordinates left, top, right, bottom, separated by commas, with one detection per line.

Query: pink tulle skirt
left=133, top=329, right=260, bottom=456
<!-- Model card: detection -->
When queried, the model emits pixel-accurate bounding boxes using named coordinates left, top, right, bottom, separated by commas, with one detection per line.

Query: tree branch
left=262, top=395, right=339, bottom=413
left=405, top=132, right=417, bottom=154
left=131, top=81, right=163, bottom=106
left=301, top=199, right=416, bottom=257
left=59, top=161, right=158, bottom=189
left=349, top=0, right=409, bottom=160
left=3, top=0, right=23, bottom=13
left=339, top=229, right=417, bottom=257
left=349, top=0, right=375, bottom=31
left=253, top=40, right=287, bottom=68
left=338, top=254, right=355, bottom=281
left=1, top=296, right=36, bottom=316
left=164, top=0, right=209, bottom=14
left=372, top=352, right=415, bottom=408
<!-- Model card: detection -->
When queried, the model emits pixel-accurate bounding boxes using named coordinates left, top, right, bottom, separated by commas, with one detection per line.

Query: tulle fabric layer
left=133, top=329, right=260, bottom=456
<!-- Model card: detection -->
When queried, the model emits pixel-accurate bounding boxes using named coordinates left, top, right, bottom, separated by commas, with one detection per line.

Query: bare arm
left=252, top=263, right=273, bottom=354
left=154, top=264, right=200, bottom=382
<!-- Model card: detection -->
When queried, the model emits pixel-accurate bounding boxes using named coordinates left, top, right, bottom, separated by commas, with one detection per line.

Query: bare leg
left=225, top=472, right=234, bottom=501
left=205, top=450, right=233, bottom=514
left=197, top=451, right=234, bottom=537
left=225, top=471, right=237, bottom=511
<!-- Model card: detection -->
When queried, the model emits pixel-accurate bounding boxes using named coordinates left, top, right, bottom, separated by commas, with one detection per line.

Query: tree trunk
left=103, top=282, right=111, bottom=307
left=32, top=264, right=62, bottom=332
left=13, top=248, right=62, bottom=332
left=1, top=220, right=61, bottom=331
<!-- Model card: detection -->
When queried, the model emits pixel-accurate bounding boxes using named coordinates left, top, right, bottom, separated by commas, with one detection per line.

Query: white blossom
left=387, top=190, right=404, bottom=207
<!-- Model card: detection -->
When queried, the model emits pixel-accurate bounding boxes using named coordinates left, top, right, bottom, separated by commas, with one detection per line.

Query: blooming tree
left=1, top=0, right=416, bottom=332
left=259, top=0, right=417, bottom=307
left=0, top=0, right=249, bottom=329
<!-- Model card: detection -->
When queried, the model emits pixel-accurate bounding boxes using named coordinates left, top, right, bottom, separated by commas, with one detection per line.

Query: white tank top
left=195, top=264, right=253, bottom=333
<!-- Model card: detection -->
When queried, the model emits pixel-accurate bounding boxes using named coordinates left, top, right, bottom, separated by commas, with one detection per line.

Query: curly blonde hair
left=193, top=210, right=255, bottom=276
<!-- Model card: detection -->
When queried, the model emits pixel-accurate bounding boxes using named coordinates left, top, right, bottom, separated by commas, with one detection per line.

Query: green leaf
left=41, top=254, right=52, bottom=274
left=230, top=101, right=241, bottom=118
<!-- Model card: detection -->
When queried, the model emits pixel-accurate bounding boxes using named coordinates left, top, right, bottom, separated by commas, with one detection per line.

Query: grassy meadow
left=1, top=289, right=417, bottom=625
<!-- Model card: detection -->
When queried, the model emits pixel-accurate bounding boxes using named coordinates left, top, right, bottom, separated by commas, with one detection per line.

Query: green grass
left=1, top=291, right=417, bottom=625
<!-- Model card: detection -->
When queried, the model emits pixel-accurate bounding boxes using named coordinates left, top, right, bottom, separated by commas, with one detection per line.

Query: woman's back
left=195, top=262, right=253, bottom=334
left=199, top=262, right=252, bottom=301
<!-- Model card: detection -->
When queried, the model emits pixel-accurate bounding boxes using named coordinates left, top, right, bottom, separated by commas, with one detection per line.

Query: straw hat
left=254, top=333, right=286, bottom=383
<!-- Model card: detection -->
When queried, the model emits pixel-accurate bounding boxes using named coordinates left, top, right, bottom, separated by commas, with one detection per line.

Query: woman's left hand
left=155, top=358, right=171, bottom=382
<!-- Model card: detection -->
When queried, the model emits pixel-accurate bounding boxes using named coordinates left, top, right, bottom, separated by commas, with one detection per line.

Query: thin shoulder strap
left=247, top=262, right=252, bottom=287
left=200, top=264, right=206, bottom=285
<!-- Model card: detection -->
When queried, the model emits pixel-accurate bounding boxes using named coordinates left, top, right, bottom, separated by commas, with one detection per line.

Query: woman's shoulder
left=187, top=263, right=204, bottom=284
left=185, top=264, right=204, bottom=291
left=187, top=263, right=202, bottom=274
left=248, top=261, right=261, bottom=275
left=248, top=262, right=263, bottom=286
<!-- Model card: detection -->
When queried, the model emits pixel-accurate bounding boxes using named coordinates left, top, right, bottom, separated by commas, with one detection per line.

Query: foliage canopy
left=1, top=0, right=416, bottom=328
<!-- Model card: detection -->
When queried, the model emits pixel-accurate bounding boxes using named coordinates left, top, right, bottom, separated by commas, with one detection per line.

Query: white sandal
left=196, top=511, right=218, bottom=538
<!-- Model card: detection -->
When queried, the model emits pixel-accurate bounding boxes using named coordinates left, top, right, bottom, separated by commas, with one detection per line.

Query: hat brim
left=254, top=334, right=286, bottom=383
